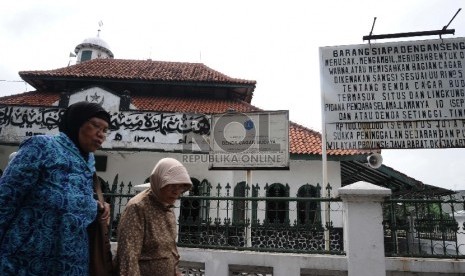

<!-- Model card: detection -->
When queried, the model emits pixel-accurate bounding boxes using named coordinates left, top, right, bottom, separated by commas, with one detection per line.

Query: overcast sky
left=1, top=0, right=464, bottom=191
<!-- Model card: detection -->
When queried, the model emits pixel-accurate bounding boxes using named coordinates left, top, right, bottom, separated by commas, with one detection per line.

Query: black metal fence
left=176, top=195, right=344, bottom=254
left=101, top=175, right=465, bottom=258
left=383, top=196, right=465, bottom=259
left=101, top=175, right=344, bottom=255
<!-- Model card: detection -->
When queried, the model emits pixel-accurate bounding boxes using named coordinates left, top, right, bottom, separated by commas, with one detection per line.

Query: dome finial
left=74, top=21, right=113, bottom=64
left=97, top=20, right=103, bottom=37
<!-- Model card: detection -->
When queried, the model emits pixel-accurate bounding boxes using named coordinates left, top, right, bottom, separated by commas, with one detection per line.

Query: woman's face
left=78, top=117, right=109, bottom=153
left=159, top=184, right=191, bottom=205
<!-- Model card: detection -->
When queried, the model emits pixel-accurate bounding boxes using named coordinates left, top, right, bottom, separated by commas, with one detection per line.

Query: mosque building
left=0, top=29, right=453, bottom=249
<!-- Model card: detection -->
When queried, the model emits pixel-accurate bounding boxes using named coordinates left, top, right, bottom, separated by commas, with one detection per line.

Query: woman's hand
left=98, top=201, right=111, bottom=224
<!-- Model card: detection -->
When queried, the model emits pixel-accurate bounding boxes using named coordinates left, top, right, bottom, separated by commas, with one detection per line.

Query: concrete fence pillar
left=339, top=181, right=391, bottom=276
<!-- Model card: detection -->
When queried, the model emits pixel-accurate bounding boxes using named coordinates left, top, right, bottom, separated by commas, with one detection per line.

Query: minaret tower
left=74, top=21, right=114, bottom=64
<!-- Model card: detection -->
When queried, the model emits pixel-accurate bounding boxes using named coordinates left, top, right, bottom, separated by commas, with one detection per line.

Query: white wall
left=97, top=152, right=341, bottom=193
left=0, top=145, right=17, bottom=171
left=95, top=151, right=344, bottom=227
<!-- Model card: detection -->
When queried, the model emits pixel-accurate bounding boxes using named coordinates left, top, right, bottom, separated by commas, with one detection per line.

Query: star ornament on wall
left=90, top=92, right=101, bottom=102
left=86, top=92, right=104, bottom=105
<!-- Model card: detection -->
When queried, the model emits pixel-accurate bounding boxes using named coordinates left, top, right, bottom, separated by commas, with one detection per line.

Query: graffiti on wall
left=0, top=106, right=211, bottom=150
left=111, top=112, right=210, bottom=135
left=0, top=106, right=62, bottom=130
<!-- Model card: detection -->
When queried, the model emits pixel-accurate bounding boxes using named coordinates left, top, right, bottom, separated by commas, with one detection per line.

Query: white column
left=339, top=181, right=391, bottom=276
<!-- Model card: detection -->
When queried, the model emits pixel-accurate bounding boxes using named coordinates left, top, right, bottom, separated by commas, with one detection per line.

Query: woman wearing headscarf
left=0, top=101, right=111, bottom=275
left=115, top=157, right=193, bottom=276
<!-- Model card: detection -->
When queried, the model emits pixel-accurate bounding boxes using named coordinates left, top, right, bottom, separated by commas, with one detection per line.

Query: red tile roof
left=0, top=91, right=59, bottom=106
left=20, top=59, right=256, bottom=85
left=0, top=91, right=368, bottom=157
left=132, top=95, right=261, bottom=114
left=290, top=122, right=370, bottom=156
left=19, top=59, right=256, bottom=102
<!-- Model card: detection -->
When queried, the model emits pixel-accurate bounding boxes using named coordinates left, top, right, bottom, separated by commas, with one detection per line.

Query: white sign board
left=320, top=37, right=465, bottom=149
left=209, top=111, right=289, bottom=170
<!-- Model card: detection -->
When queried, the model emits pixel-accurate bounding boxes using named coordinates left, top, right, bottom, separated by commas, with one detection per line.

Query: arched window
left=297, top=184, right=321, bottom=225
left=265, top=183, right=289, bottom=224
left=180, top=178, right=200, bottom=223
left=180, top=178, right=211, bottom=223
left=198, top=179, right=211, bottom=222
left=233, top=181, right=246, bottom=224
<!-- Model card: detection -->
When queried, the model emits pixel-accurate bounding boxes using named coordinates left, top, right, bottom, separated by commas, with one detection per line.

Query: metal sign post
left=320, top=64, right=331, bottom=251
left=246, top=170, right=252, bottom=247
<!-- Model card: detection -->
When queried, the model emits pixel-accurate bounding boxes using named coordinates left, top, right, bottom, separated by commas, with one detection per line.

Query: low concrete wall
left=386, top=257, right=465, bottom=276
left=179, top=247, right=465, bottom=275
left=179, top=247, right=347, bottom=275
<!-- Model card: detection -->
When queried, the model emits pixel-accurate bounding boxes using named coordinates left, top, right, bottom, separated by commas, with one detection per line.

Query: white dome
left=82, top=37, right=110, bottom=49
left=74, top=36, right=114, bottom=58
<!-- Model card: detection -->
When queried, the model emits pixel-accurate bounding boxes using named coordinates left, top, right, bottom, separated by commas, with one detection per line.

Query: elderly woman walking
left=0, top=101, right=111, bottom=275
left=115, top=157, right=192, bottom=276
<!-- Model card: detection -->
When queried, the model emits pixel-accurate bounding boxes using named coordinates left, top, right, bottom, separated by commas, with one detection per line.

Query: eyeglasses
left=87, top=120, right=110, bottom=135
